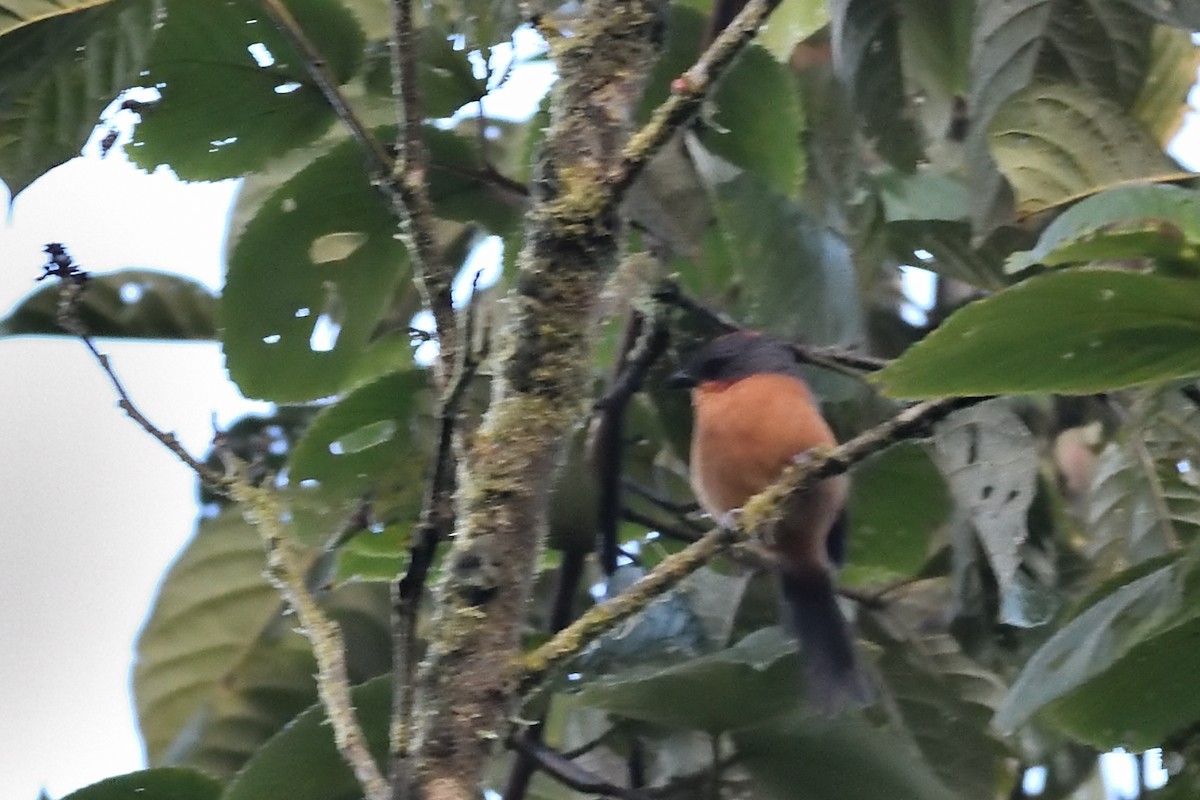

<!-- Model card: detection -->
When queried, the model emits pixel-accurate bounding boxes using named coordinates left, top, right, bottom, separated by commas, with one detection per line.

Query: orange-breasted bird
left=670, top=331, right=871, bottom=712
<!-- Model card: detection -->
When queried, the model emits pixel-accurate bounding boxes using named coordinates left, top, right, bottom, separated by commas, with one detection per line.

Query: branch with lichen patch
left=518, top=395, right=985, bottom=693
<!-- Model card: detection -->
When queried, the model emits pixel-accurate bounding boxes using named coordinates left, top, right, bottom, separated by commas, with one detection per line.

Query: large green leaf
left=989, top=82, right=1181, bottom=220
left=0, top=0, right=153, bottom=195
left=222, top=675, right=390, bottom=800
left=873, top=270, right=1200, bottom=398
left=755, top=0, right=828, bottom=62
left=1005, top=184, right=1200, bottom=274
left=134, top=509, right=392, bottom=777
left=60, top=768, right=220, bottom=800
left=830, top=0, right=922, bottom=170
left=734, top=710, right=957, bottom=800
left=573, top=627, right=800, bottom=733
left=994, top=559, right=1200, bottom=750
left=222, top=134, right=410, bottom=402
left=1086, top=388, right=1200, bottom=571
left=0, top=269, right=216, bottom=339
left=126, top=0, right=364, bottom=180
left=288, top=369, right=432, bottom=547
left=638, top=6, right=805, bottom=196
left=134, top=511, right=296, bottom=766
left=843, top=442, right=949, bottom=587
left=1119, top=0, right=1200, bottom=30
left=865, top=613, right=1009, bottom=800
left=1133, top=26, right=1200, bottom=145
left=966, top=0, right=1157, bottom=231
left=690, top=141, right=863, bottom=350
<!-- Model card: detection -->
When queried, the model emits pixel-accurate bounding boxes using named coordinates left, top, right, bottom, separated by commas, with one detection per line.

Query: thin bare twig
left=621, top=477, right=702, bottom=517
left=518, top=395, right=986, bottom=693
left=591, top=309, right=671, bottom=574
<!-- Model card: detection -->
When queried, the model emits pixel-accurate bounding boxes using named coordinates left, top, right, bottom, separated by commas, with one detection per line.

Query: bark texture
left=409, top=3, right=660, bottom=797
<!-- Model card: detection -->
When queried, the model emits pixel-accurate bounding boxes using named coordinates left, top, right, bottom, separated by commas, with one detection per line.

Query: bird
left=669, top=330, right=872, bottom=712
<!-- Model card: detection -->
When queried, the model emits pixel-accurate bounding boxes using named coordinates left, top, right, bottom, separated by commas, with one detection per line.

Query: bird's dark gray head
left=669, top=332, right=802, bottom=387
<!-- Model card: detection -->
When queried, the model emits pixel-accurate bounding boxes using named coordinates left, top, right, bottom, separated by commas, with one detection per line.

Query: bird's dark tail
left=777, top=568, right=873, bottom=714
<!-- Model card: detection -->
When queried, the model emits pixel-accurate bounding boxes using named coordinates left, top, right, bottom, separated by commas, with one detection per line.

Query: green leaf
left=755, top=0, right=828, bottom=62
left=830, top=0, right=923, bottom=170
left=874, top=270, right=1200, bottom=397
left=574, top=627, right=800, bottom=733
left=426, top=126, right=526, bottom=235
left=0, top=0, right=153, bottom=195
left=1119, top=0, right=1200, bottom=30
left=704, top=43, right=805, bottom=197
left=865, top=613, right=1009, bottom=800
left=60, top=768, right=220, bottom=800
left=1133, top=26, right=1200, bottom=145
left=222, top=135, right=410, bottom=402
left=690, top=141, right=863, bottom=349
left=1005, top=184, right=1200, bottom=274
left=989, top=82, right=1179, bottom=220
left=127, top=0, right=364, bottom=180
left=134, top=508, right=392, bottom=777
left=994, top=560, right=1200, bottom=749
left=885, top=220, right=1009, bottom=289
left=1086, top=388, right=1200, bottom=571
left=133, top=511, right=297, bottom=767
left=966, top=0, right=1157, bottom=231
left=0, top=269, right=216, bottom=339
left=364, top=26, right=486, bottom=118
left=288, top=369, right=432, bottom=546
left=843, top=442, right=949, bottom=587
left=873, top=169, right=970, bottom=224
left=734, top=710, right=957, bottom=800
left=222, top=675, right=390, bottom=800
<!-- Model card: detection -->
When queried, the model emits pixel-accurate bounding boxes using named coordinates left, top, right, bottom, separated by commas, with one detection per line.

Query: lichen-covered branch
left=518, top=396, right=986, bottom=692
left=229, top=476, right=390, bottom=800
left=403, top=2, right=662, bottom=796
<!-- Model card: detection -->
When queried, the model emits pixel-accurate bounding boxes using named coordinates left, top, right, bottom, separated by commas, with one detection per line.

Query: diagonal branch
left=518, top=395, right=986, bottom=693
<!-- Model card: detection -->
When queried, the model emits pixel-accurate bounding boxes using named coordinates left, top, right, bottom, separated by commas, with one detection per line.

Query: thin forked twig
left=46, top=246, right=388, bottom=800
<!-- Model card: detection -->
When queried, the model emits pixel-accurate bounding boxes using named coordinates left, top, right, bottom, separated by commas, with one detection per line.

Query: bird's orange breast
left=689, top=373, right=837, bottom=516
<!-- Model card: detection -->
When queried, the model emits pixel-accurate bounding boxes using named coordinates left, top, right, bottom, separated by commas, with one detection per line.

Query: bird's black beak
left=667, top=369, right=696, bottom=389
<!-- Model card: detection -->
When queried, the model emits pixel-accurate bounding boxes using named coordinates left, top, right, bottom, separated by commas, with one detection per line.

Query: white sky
left=1, top=30, right=1198, bottom=800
